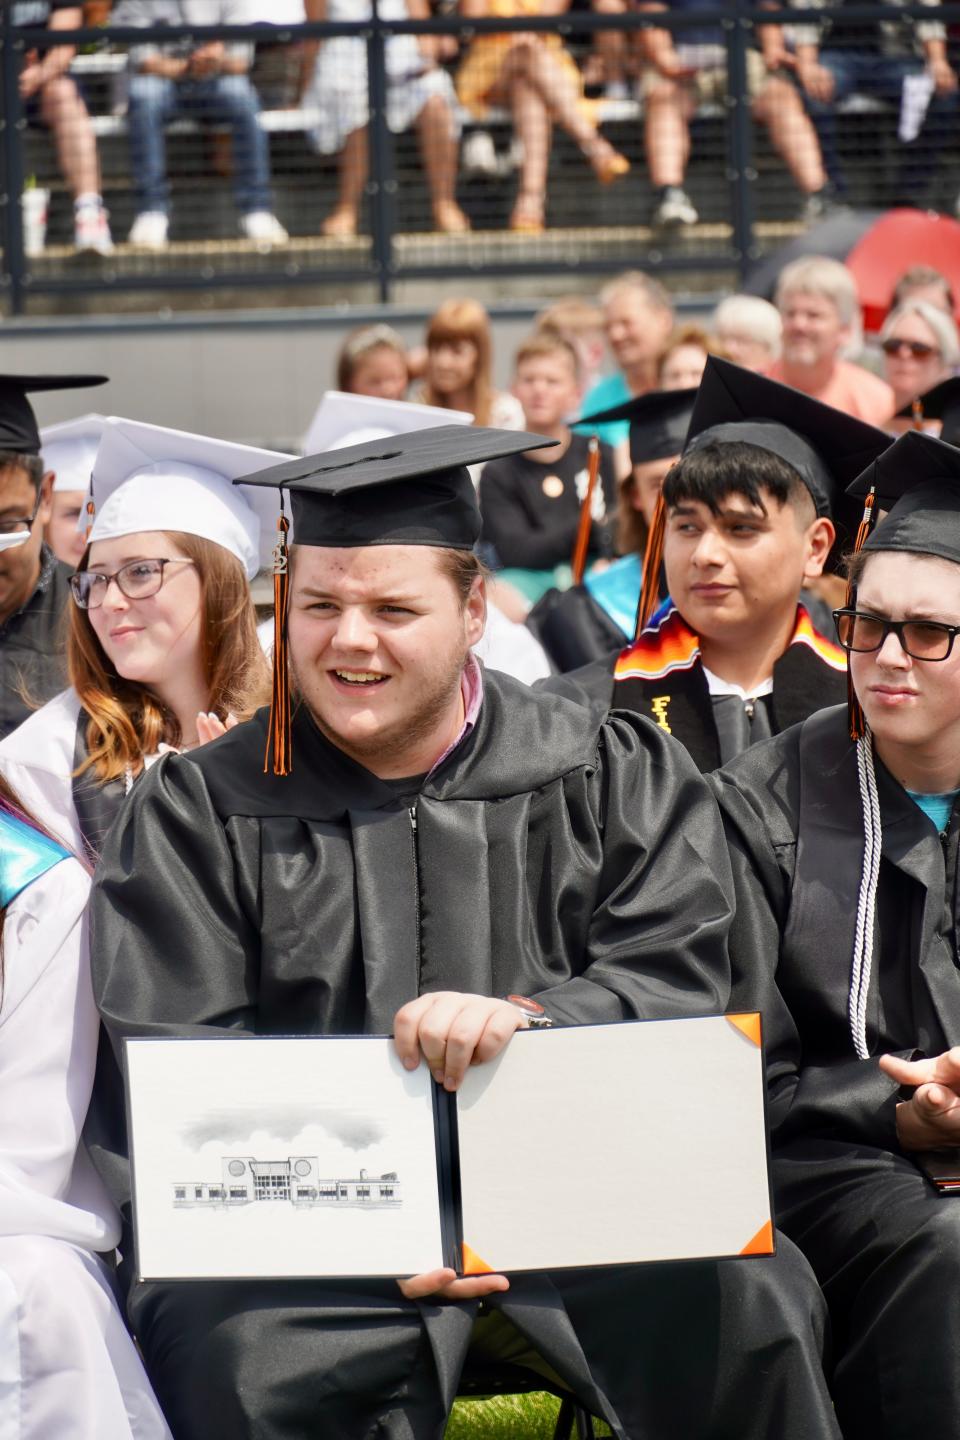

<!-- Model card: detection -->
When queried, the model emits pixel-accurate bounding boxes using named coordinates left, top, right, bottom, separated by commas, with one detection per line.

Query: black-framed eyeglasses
left=0, top=492, right=42, bottom=539
left=69, top=557, right=196, bottom=610
left=833, top=607, right=960, bottom=662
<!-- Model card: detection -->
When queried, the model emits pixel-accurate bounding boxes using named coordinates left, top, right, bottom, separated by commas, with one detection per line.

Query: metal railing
left=1, top=3, right=957, bottom=314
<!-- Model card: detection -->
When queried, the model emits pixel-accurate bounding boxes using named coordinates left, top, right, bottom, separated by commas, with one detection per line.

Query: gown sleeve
left=531, top=715, right=735, bottom=1025
left=0, top=857, right=119, bottom=1248
left=91, top=751, right=262, bottom=1050
left=711, top=768, right=903, bottom=1150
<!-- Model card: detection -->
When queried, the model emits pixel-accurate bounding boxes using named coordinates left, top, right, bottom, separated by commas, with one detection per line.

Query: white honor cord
left=850, top=727, right=882, bottom=1059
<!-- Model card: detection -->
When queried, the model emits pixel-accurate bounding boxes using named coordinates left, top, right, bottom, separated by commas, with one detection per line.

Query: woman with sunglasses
left=0, top=772, right=171, bottom=1436
left=713, top=429, right=960, bottom=1440
left=0, top=417, right=291, bottom=862
left=879, top=298, right=960, bottom=417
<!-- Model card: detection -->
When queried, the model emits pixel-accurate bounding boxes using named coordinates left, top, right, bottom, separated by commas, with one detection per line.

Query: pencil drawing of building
left=172, top=1157, right=401, bottom=1209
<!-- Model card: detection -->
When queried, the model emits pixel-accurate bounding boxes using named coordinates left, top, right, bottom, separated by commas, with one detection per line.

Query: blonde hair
left=336, top=323, right=408, bottom=392
left=535, top=296, right=605, bottom=339
left=713, top=294, right=782, bottom=359
left=422, top=300, right=494, bottom=426
left=514, top=330, right=580, bottom=381
left=600, top=270, right=673, bottom=316
left=69, top=531, right=270, bottom=784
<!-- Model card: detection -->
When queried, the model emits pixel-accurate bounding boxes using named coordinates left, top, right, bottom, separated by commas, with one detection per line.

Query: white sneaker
left=74, top=201, right=114, bottom=255
left=240, top=210, right=289, bottom=245
left=462, top=131, right=499, bottom=178
left=128, top=211, right=169, bottom=248
left=652, top=186, right=699, bottom=228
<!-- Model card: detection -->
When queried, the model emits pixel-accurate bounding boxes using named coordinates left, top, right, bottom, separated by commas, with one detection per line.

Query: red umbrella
left=846, top=209, right=960, bottom=333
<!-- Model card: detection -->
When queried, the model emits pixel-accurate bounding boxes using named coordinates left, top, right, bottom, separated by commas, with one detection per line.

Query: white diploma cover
left=124, top=1014, right=773, bottom=1281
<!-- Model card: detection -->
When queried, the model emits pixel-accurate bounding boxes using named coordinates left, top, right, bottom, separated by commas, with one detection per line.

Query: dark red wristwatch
left=503, top=994, right=554, bottom=1029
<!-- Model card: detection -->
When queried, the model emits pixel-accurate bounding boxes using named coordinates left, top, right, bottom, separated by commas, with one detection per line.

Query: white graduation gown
left=0, top=689, right=85, bottom=857
left=0, top=856, right=172, bottom=1439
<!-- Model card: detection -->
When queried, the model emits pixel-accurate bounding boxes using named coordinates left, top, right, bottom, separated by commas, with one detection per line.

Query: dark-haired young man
left=544, top=358, right=891, bottom=771
left=0, top=373, right=107, bottom=738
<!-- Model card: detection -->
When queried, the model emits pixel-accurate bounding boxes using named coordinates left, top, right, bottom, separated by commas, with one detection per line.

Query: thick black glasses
left=0, top=492, right=42, bottom=539
left=70, top=557, right=196, bottom=610
left=833, top=607, right=960, bottom=662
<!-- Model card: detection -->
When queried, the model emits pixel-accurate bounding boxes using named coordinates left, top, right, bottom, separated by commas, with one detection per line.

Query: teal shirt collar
left=0, top=809, right=70, bottom=909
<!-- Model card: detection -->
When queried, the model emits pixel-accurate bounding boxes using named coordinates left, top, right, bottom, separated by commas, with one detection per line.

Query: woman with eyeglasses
left=0, top=772, right=172, bottom=1437
left=712, top=429, right=960, bottom=1440
left=879, top=299, right=960, bottom=418
left=0, top=417, right=291, bottom=863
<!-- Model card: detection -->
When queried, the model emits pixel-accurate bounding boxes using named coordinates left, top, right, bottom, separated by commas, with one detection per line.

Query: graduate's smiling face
left=84, top=531, right=205, bottom=691
left=851, top=551, right=960, bottom=762
left=664, top=488, right=833, bottom=644
left=287, top=544, right=486, bottom=779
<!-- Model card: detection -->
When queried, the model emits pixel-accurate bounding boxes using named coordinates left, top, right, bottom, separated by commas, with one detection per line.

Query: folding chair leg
left=552, top=1397, right=597, bottom=1440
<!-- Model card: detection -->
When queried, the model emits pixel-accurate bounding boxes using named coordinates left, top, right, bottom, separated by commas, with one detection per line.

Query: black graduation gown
left=0, top=547, right=70, bottom=740
left=538, top=602, right=849, bottom=772
left=90, top=674, right=839, bottom=1440
left=712, top=706, right=960, bottom=1440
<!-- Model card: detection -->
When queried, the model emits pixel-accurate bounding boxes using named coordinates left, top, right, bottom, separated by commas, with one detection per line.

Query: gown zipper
left=409, top=806, right=422, bottom=989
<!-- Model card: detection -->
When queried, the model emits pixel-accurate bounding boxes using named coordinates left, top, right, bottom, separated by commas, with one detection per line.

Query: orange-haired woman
left=419, top=297, right=525, bottom=431
left=0, top=418, right=290, bottom=862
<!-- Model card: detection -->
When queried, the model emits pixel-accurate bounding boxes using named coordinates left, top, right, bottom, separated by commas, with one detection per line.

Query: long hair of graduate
left=69, top=531, right=271, bottom=784
left=421, top=299, right=494, bottom=427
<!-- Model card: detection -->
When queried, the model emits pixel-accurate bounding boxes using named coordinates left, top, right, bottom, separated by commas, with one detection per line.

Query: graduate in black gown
left=90, top=425, right=841, bottom=1440
left=525, top=387, right=695, bottom=672
left=543, top=358, right=892, bottom=771
left=713, top=429, right=960, bottom=1440
left=0, top=373, right=107, bottom=738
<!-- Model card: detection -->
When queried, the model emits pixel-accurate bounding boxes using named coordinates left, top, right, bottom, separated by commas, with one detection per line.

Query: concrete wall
left=7, top=297, right=713, bottom=452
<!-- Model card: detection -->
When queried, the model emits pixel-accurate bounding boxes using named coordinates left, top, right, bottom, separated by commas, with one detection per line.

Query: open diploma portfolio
left=124, top=1015, right=774, bottom=1282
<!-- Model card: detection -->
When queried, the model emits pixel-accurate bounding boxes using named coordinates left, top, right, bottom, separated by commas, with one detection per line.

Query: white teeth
left=335, top=670, right=384, bottom=683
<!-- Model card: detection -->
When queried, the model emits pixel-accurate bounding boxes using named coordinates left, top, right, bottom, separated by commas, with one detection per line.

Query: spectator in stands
left=792, top=0, right=958, bottom=207
left=658, top=323, right=717, bottom=389
left=115, top=0, right=289, bottom=250
left=419, top=298, right=525, bottom=428
left=478, top=331, right=616, bottom=599
left=638, top=1, right=832, bottom=228
left=535, top=295, right=607, bottom=399
left=14, top=2, right=113, bottom=254
left=577, top=271, right=675, bottom=459
left=301, top=0, right=470, bottom=238
left=880, top=299, right=960, bottom=413
left=336, top=323, right=411, bottom=400
left=891, top=263, right=957, bottom=317
left=770, top=255, right=895, bottom=424
left=713, top=293, right=783, bottom=372
left=456, top=0, right=630, bottom=234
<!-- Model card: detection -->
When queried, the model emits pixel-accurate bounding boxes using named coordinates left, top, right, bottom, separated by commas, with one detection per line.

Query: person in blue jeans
left=792, top=0, right=958, bottom=206
left=116, top=0, right=289, bottom=249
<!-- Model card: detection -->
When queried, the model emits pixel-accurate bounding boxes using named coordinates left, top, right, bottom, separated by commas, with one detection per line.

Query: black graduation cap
left=235, top=423, right=557, bottom=551
left=894, top=376, right=960, bottom=446
left=0, top=373, right=108, bottom=457
left=577, top=388, right=697, bottom=464
left=847, top=430, right=960, bottom=564
left=684, top=356, right=891, bottom=517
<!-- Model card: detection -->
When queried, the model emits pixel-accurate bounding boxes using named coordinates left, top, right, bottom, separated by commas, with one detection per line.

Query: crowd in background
left=13, top=0, right=960, bottom=252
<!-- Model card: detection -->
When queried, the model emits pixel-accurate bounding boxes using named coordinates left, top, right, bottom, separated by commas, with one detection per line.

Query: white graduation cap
left=301, top=391, right=473, bottom=456
left=41, top=413, right=107, bottom=494
left=86, top=418, right=295, bottom=580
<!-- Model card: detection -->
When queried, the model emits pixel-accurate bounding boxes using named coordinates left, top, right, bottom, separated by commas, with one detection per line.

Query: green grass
left=445, top=1393, right=612, bottom=1438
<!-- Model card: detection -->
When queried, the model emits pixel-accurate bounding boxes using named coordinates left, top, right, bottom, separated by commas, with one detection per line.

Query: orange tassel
left=84, top=495, right=95, bottom=542
left=635, top=492, right=667, bottom=638
left=571, top=436, right=601, bottom=586
left=264, top=512, right=292, bottom=776
left=846, top=486, right=877, bottom=741
left=911, top=397, right=924, bottom=431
